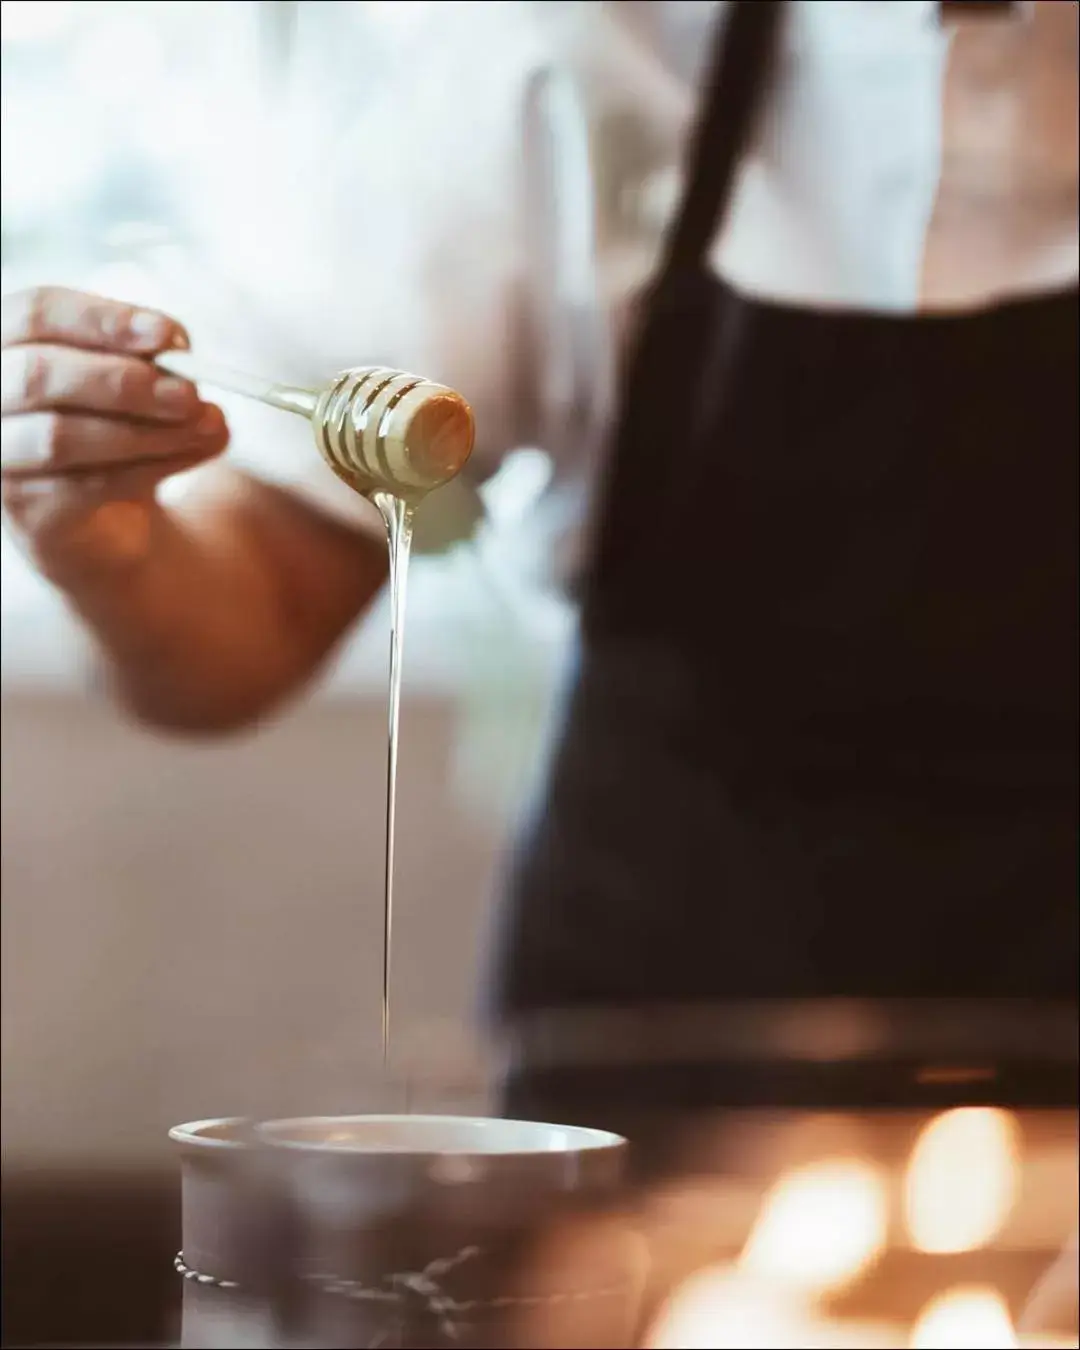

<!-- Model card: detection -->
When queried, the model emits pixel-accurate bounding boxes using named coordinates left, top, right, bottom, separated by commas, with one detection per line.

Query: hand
left=1, top=287, right=229, bottom=583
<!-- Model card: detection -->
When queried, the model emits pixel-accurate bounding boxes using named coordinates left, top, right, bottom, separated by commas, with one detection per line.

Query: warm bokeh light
left=645, top=1264, right=906, bottom=1349
left=905, top=1109, right=1020, bottom=1254
left=910, top=1286, right=1017, bottom=1349
left=646, top=1158, right=892, bottom=1348
left=740, top=1157, right=889, bottom=1293
left=645, top=1267, right=814, bottom=1350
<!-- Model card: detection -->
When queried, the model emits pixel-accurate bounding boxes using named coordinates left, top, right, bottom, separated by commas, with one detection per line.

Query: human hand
left=1, top=287, right=229, bottom=583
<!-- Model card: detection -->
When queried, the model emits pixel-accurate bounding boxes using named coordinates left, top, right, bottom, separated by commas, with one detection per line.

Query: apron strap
left=659, top=0, right=784, bottom=281
left=579, top=1, right=785, bottom=615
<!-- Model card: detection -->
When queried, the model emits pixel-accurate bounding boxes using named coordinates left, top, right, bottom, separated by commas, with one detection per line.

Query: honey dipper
left=155, top=350, right=475, bottom=500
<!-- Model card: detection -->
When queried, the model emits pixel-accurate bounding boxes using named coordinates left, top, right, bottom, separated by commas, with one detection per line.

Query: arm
left=1, top=288, right=386, bottom=733
left=31, top=465, right=386, bottom=734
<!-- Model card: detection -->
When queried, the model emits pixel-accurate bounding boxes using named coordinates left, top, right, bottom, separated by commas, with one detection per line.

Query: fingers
left=0, top=290, right=228, bottom=491
left=1, top=345, right=201, bottom=424
left=1, top=286, right=188, bottom=356
left=1, top=406, right=229, bottom=479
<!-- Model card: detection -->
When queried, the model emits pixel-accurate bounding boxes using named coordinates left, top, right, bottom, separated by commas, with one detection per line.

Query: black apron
left=492, top=2, right=1078, bottom=1137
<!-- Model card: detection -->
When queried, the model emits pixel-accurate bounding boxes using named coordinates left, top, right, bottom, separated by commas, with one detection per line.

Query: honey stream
left=371, top=491, right=415, bottom=1068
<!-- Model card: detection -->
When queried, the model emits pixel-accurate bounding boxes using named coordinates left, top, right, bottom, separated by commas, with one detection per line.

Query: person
left=2, top=0, right=1076, bottom=1185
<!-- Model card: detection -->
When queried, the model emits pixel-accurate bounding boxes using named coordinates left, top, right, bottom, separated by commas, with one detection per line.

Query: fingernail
left=127, top=310, right=172, bottom=349
left=195, top=405, right=225, bottom=437
left=153, top=376, right=197, bottom=415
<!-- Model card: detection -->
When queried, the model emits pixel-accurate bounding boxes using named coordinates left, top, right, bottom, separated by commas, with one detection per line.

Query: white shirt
left=143, top=0, right=1077, bottom=588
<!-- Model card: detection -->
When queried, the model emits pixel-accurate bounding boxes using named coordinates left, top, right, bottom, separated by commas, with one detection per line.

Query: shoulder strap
left=658, top=0, right=785, bottom=281
left=578, top=1, right=785, bottom=613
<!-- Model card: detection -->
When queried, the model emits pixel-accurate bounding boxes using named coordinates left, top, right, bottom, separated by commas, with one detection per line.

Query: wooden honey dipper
left=156, top=350, right=475, bottom=501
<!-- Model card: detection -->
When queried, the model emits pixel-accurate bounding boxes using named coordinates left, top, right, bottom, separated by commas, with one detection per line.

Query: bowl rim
left=253, top=1113, right=628, bottom=1159
left=169, top=1117, right=250, bottom=1153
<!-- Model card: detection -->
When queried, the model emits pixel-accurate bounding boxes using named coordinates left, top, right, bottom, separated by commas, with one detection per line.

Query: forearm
left=59, top=470, right=387, bottom=732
